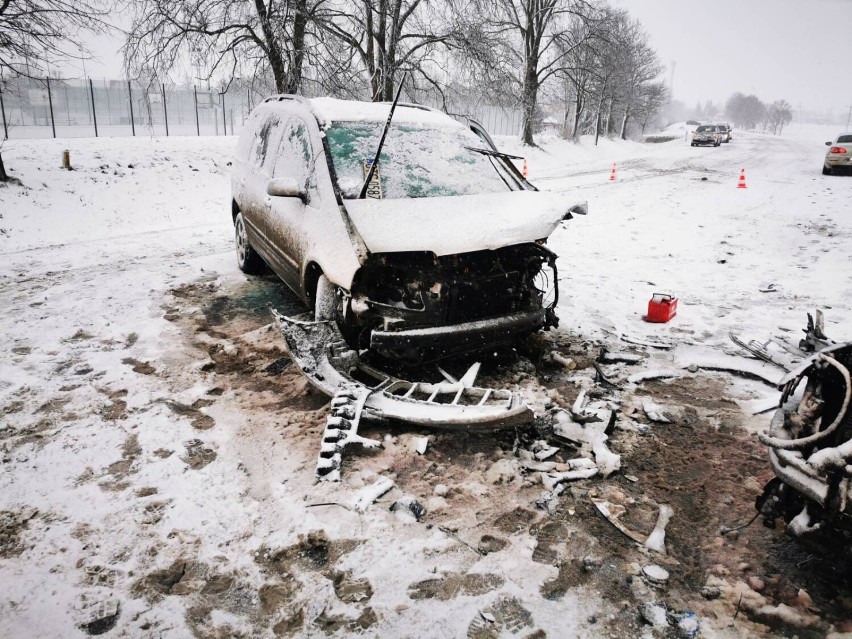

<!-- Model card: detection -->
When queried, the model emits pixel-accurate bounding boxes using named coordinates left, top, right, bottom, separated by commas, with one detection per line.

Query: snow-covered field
left=2, top=128, right=852, bottom=638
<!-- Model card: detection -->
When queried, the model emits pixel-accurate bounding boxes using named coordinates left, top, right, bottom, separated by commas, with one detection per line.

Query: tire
left=690, top=143, right=696, bottom=147
left=314, top=274, right=339, bottom=321
left=715, top=141, right=720, bottom=147
left=822, top=165, right=832, bottom=176
left=234, top=212, right=265, bottom=274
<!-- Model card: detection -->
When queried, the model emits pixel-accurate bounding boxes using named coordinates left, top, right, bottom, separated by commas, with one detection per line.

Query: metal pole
left=221, top=91, right=227, bottom=136
left=127, top=80, right=135, bottom=136
left=846, top=105, right=852, bottom=131
left=162, top=82, right=169, bottom=136
left=46, top=77, right=56, bottom=138
left=193, top=85, right=200, bottom=136
left=0, top=87, right=7, bottom=140
left=89, top=78, right=98, bottom=137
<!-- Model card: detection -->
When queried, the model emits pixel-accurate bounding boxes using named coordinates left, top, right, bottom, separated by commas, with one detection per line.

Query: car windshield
left=696, top=126, right=714, bottom=132
left=325, top=121, right=512, bottom=199
left=837, top=135, right=852, bottom=143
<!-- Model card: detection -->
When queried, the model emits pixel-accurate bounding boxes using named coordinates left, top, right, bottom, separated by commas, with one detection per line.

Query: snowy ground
left=2, top=128, right=852, bottom=639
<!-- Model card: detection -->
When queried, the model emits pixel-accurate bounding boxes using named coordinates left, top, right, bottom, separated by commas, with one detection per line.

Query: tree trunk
left=0, top=152, right=8, bottom=182
left=521, top=63, right=538, bottom=146
left=254, top=0, right=289, bottom=93
left=620, top=111, right=630, bottom=140
left=285, top=0, right=308, bottom=94
left=572, top=92, right=584, bottom=140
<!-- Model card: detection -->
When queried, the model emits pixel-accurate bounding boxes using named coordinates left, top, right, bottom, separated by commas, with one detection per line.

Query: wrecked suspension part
left=346, top=244, right=559, bottom=362
left=756, top=341, right=852, bottom=537
left=271, top=310, right=533, bottom=481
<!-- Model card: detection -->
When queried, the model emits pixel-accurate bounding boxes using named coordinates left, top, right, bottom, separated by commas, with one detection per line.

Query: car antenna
left=358, top=72, right=407, bottom=199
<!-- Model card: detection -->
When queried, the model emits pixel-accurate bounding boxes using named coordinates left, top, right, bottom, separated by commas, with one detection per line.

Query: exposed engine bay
left=756, top=335, right=852, bottom=546
left=343, top=243, right=559, bottom=362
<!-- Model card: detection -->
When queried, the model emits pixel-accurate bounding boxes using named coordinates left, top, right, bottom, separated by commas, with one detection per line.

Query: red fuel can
left=646, top=293, right=678, bottom=323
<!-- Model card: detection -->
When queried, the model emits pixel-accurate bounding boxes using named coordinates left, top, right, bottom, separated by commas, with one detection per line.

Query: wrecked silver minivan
left=231, top=96, right=585, bottom=363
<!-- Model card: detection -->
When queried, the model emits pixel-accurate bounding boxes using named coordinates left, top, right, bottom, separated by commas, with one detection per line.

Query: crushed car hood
left=344, top=191, right=582, bottom=256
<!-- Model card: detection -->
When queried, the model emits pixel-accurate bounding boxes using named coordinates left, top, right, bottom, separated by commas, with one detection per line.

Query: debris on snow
left=642, top=397, right=673, bottom=423
left=550, top=351, right=576, bottom=369
left=553, top=411, right=621, bottom=477
left=390, top=496, right=427, bottom=522
left=600, top=349, right=645, bottom=365
left=639, top=602, right=669, bottom=628
left=644, top=504, right=673, bottom=554
left=627, top=369, right=682, bottom=384
left=641, top=564, right=670, bottom=587
left=350, top=477, right=395, bottom=512
left=411, top=436, right=429, bottom=456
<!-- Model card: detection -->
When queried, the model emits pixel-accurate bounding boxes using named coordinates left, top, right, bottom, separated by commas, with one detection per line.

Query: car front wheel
left=234, top=212, right=265, bottom=274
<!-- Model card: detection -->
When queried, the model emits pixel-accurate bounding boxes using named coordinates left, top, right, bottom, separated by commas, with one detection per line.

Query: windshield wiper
left=358, top=73, right=407, bottom=199
left=464, top=146, right=524, bottom=160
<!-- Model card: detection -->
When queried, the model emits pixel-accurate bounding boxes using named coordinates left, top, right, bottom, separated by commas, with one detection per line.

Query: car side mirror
left=826, top=141, right=833, bottom=146
left=267, top=177, right=306, bottom=201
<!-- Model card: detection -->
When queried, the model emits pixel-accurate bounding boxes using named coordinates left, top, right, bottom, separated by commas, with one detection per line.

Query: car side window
left=273, top=119, right=320, bottom=203
left=249, top=114, right=286, bottom=176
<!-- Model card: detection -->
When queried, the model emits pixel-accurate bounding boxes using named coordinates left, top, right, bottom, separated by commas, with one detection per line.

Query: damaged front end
left=756, top=340, right=852, bottom=542
left=345, top=243, right=559, bottom=363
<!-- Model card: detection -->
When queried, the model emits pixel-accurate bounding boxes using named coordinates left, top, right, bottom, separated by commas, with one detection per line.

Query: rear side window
left=837, top=135, right=852, bottom=143
left=273, top=119, right=320, bottom=203
left=249, top=113, right=286, bottom=176
left=696, top=126, right=714, bottom=132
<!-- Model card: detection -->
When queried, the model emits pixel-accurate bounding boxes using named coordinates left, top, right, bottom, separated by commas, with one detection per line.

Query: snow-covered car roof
left=309, top=97, right=463, bottom=129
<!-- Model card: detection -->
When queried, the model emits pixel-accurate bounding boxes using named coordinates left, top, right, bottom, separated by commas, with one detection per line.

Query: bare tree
left=0, top=0, right=110, bottom=78
left=474, top=0, right=600, bottom=146
left=123, top=0, right=319, bottom=95
left=317, top=0, right=463, bottom=102
left=0, top=0, right=110, bottom=182
left=767, top=99, right=793, bottom=135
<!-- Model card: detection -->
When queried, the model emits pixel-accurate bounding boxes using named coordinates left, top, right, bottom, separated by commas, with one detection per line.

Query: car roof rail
left=262, top=94, right=310, bottom=105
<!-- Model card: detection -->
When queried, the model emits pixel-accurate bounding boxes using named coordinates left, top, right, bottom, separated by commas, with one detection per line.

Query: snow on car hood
left=344, top=191, right=583, bottom=256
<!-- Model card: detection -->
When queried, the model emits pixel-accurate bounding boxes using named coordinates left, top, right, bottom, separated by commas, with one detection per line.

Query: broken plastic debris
left=671, top=611, right=699, bottom=638
left=390, top=496, right=427, bottom=522
left=551, top=351, right=576, bottom=369
left=642, top=397, right=672, bottom=423
left=350, top=477, right=394, bottom=512
left=639, top=602, right=669, bottom=628
left=644, top=504, right=673, bottom=554
left=412, top=436, right=429, bottom=455
left=591, top=498, right=646, bottom=545
left=627, top=369, right=682, bottom=384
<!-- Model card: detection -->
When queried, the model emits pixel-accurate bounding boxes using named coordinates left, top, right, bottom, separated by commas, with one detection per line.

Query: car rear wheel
left=822, top=165, right=832, bottom=176
left=234, top=212, right=265, bottom=274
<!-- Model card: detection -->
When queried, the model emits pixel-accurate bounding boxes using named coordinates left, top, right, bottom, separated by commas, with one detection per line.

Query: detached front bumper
left=371, top=309, right=548, bottom=363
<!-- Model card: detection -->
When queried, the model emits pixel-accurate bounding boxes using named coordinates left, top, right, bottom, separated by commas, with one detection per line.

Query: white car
left=230, top=96, right=586, bottom=363
left=823, top=133, right=852, bottom=175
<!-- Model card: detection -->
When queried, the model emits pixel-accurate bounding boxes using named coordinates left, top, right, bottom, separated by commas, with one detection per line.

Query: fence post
left=193, top=85, right=200, bottom=136
left=89, top=78, right=99, bottom=137
left=127, top=80, right=135, bottom=136
left=162, top=82, right=169, bottom=136
left=221, top=91, right=227, bottom=136
left=0, top=86, right=7, bottom=140
left=46, top=77, right=56, bottom=138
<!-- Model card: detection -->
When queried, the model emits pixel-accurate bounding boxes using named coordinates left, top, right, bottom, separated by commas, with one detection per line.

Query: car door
left=264, top=117, right=322, bottom=293
left=241, top=112, right=287, bottom=265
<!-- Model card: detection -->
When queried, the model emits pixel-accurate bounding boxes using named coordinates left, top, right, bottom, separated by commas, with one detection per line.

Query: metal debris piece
left=350, top=477, right=394, bottom=512
left=642, top=564, right=670, bottom=587
left=800, top=309, right=833, bottom=353
left=729, top=331, right=792, bottom=370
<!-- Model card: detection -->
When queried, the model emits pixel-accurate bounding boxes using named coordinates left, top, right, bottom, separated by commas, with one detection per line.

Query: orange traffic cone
left=522, top=159, right=528, bottom=178
left=609, top=163, right=617, bottom=181
left=737, top=168, right=747, bottom=189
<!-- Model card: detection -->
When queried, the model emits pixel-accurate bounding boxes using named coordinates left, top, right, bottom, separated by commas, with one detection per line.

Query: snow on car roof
left=309, top=97, right=463, bottom=129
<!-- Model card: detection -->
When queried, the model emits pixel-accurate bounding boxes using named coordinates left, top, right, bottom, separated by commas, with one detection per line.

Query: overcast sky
left=612, top=0, right=852, bottom=116
left=70, top=0, right=851, bottom=116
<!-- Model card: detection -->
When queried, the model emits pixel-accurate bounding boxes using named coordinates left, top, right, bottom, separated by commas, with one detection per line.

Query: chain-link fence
left=0, top=76, right=254, bottom=139
left=0, top=76, right=528, bottom=139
